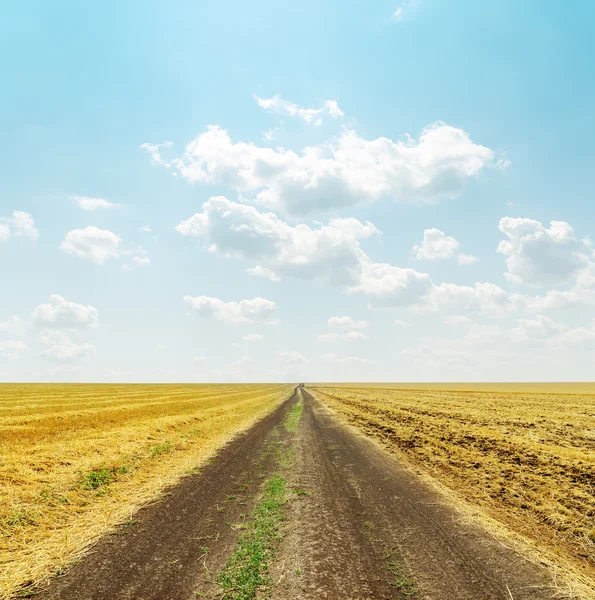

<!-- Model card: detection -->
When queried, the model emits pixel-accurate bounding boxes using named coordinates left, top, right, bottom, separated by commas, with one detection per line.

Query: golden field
left=310, top=384, right=595, bottom=595
left=0, top=383, right=294, bottom=598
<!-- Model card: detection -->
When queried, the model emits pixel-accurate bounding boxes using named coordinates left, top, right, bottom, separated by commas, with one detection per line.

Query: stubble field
left=0, top=383, right=294, bottom=598
left=310, top=384, right=595, bottom=592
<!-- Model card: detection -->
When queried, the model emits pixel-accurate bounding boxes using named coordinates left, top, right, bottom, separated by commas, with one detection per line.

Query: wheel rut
left=31, top=385, right=566, bottom=600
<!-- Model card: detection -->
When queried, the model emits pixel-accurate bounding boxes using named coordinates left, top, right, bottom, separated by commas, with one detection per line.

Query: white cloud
left=262, top=127, right=280, bottom=141
left=184, top=295, right=277, bottom=324
left=243, top=333, right=264, bottom=342
left=443, top=315, right=473, bottom=327
left=393, top=319, right=411, bottom=327
left=139, top=225, right=152, bottom=233
left=497, top=217, right=591, bottom=286
left=32, top=295, right=99, bottom=328
left=457, top=253, right=479, bottom=265
left=413, top=228, right=459, bottom=260
left=176, top=196, right=377, bottom=286
left=392, top=6, right=404, bottom=21
left=413, top=228, right=478, bottom=265
left=131, top=255, right=151, bottom=267
left=317, top=331, right=367, bottom=342
left=144, top=121, right=500, bottom=216
left=41, top=339, right=95, bottom=362
left=277, top=350, right=309, bottom=365
left=0, top=211, right=39, bottom=241
left=193, top=355, right=206, bottom=362
left=349, top=262, right=434, bottom=308
left=0, top=316, right=26, bottom=335
left=510, top=315, right=564, bottom=342
left=61, top=226, right=120, bottom=264
left=328, top=316, right=369, bottom=330
left=140, top=141, right=173, bottom=165
left=71, top=196, right=120, bottom=211
left=37, top=329, right=71, bottom=345
left=0, top=340, right=30, bottom=360
left=320, top=352, right=371, bottom=365
left=256, top=94, right=344, bottom=126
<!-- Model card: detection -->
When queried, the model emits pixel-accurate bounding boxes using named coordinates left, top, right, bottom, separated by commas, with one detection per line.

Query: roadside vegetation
left=310, top=384, right=595, bottom=594
left=0, top=383, right=294, bottom=598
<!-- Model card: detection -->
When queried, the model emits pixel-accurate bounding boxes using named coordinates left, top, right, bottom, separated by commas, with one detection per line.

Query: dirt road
left=33, top=386, right=564, bottom=600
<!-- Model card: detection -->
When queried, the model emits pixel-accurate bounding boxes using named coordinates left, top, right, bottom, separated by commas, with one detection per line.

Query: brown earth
left=28, top=386, right=566, bottom=600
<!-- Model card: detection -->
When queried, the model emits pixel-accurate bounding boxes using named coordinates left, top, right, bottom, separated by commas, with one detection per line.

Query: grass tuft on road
left=218, top=474, right=287, bottom=599
left=283, top=398, right=303, bottom=432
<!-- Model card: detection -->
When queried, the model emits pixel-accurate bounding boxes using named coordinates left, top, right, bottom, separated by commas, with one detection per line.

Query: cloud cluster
left=497, top=217, right=591, bottom=286
left=0, top=211, right=39, bottom=241
left=0, top=340, right=30, bottom=360
left=328, top=316, right=369, bottom=329
left=256, top=95, right=344, bottom=126
left=61, top=227, right=150, bottom=268
left=184, top=295, right=277, bottom=324
left=32, top=295, right=99, bottom=328
left=412, top=228, right=478, bottom=265
left=38, top=330, right=95, bottom=362
left=144, top=122, right=499, bottom=216
left=176, top=196, right=376, bottom=285
left=61, top=226, right=121, bottom=264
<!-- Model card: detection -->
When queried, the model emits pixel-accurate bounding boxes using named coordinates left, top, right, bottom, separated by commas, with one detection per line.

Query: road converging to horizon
left=35, top=386, right=562, bottom=600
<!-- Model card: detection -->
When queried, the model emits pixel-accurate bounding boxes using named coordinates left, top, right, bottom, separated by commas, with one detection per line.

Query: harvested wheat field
left=0, top=383, right=294, bottom=598
left=310, top=384, right=595, bottom=595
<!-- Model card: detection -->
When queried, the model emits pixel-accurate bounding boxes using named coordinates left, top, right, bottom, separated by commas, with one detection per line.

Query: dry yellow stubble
left=0, top=383, right=294, bottom=598
left=310, top=383, right=595, bottom=598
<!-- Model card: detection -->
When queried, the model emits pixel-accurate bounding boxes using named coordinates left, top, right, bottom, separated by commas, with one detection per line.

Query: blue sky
left=2, top=0, right=595, bottom=382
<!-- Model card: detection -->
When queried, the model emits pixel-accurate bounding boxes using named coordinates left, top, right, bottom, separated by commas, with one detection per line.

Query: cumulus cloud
left=139, top=225, right=152, bottom=233
left=71, top=196, right=120, bottom=211
left=328, top=316, right=369, bottom=329
left=41, top=339, right=95, bottom=362
left=277, top=350, right=309, bottom=365
left=0, top=211, right=39, bottom=241
left=412, top=228, right=478, bottom=265
left=121, top=247, right=151, bottom=269
left=144, top=122, right=500, bottom=216
left=184, top=295, right=277, bottom=324
left=32, top=295, right=99, bottom=328
left=317, top=331, right=367, bottom=342
left=0, top=340, right=30, bottom=359
left=61, top=226, right=120, bottom=264
left=510, top=315, right=564, bottom=342
left=0, top=316, right=26, bottom=335
left=349, top=262, right=434, bottom=308
left=457, top=253, right=479, bottom=265
left=176, top=196, right=376, bottom=285
left=497, top=217, right=591, bottom=286
left=413, top=228, right=459, bottom=260
left=178, top=204, right=594, bottom=317
left=320, top=353, right=371, bottom=364
left=243, top=334, right=264, bottom=342
left=256, top=95, right=344, bottom=126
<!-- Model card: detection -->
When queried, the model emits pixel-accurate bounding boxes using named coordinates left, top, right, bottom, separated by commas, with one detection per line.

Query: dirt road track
left=32, top=386, right=564, bottom=600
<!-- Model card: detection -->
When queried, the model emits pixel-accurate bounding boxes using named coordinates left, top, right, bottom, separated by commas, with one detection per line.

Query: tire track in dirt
left=30, top=386, right=567, bottom=600
left=272, top=389, right=566, bottom=600
left=32, top=389, right=300, bottom=600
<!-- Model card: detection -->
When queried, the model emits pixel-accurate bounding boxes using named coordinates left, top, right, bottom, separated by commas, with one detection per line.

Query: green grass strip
left=218, top=474, right=287, bottom=599
left=284, top=399, right=303, bottom=432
